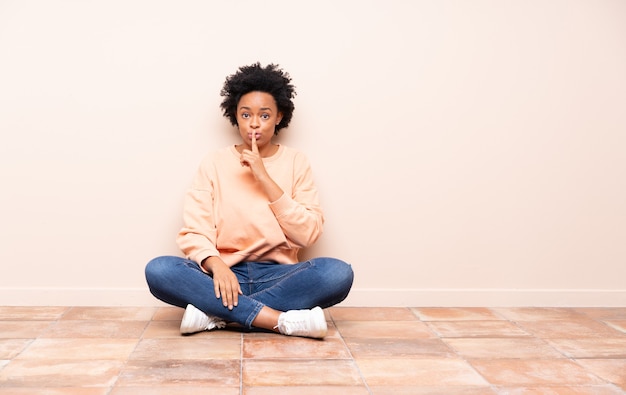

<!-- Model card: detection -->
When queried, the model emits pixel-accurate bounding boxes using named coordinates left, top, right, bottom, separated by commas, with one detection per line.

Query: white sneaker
left=276, top=306, right=327, bottom=339
left=180, top=304, right=226, bottom=335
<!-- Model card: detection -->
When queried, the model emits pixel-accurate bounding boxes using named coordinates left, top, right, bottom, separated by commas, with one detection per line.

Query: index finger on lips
left=251, top=132, right=258, bottom=153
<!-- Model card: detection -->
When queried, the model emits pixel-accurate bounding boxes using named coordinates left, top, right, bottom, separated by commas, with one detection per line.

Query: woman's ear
left=276, top=113, right=283, bottom=126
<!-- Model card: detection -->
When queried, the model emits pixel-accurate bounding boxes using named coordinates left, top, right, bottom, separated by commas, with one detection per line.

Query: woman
left=145, top=63, right=354, bottom=339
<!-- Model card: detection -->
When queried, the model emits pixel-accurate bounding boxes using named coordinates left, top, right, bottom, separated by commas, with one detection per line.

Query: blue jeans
left=145, top=256, right=354, bottom=329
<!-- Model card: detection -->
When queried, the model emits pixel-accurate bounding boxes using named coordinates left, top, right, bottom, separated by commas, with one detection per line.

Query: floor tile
left=426, top=320, right=530, bottom=338
left=604, top=320, right=626, bottom=334
left=243, top=336, right=351, bottom=359
left=0, top=339, right=32, bottom=359
left=444, top=338, right=565, bottom=359
left=110, top=387, right=239, bottom=395
left=0, top=307, right=68, bottom=321
left=15, top=338, right=138, bottom=360
left=545, top=338, right=626, bottom=358
left=368, top=386, right=497, bottom=394
left=329, top=307, right=418, bottom=321
left=243, top=359, right=363, bottom=386
left=130, top=337, right=240, bottom=360
left=140, top=320, right=182, bottom=338
left=493, top=308, right=589, bottom=321
left=492, top=385, right=625, bottom=394
left=151, top=306, right=184, bottom=321
left=412, top=307, right=503, bottom=321
left=469, top=359, right=606, bottom=386
left=141, top=320, right=242, bottom=339
left=574, top=359, right=626, bottom=389
left=62, top=306, right=156, bottom=321
left=42, top=320, right=148, bottom=338
left=116, top=359, right=240, bottom=387
left=1, top=305, right=623, bottom=393
left=575, top=308, right=626, bottom=320
left=356, top=357, right=488, bottom=386
left=514, top=320, right=626, bottom=338
left=244, top=386, right=371, bottom=395
left=0, top=359, right=124, bottom=387
left=0, top=389, right=109, bottom=395
left=0, top=321, right=53, bottom=338
left=345, top=337, right=455, bottom=359
left=335, top=320, right=435, bottom=339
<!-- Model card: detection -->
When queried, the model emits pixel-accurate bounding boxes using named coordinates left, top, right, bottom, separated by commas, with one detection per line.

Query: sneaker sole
left=311, top=306, right=328, bottom=338
left=180, top=304, right=205, bottom=335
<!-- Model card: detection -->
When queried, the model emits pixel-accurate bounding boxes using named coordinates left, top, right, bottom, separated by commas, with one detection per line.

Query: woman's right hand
left=201, top=256, right=243, bottom=310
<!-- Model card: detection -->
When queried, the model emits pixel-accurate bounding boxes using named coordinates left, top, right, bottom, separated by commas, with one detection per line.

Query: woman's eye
left=241, top=113, right=250, bottom=119
left=261, top=114, right=270, bottom=120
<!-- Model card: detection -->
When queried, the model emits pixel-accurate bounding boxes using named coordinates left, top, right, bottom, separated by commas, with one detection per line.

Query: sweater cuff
left=194, top=250, right=219, bottom=267
left=268, top=193, right=293, bottom=216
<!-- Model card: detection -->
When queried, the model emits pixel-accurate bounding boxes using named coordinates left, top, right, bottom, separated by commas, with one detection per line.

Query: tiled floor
left=1, top=306, right=625, bottom=394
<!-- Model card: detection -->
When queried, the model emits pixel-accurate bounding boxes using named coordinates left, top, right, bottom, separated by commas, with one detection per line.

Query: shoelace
left=206, top=315, right=226, bottom=329
left=280, top=315, right=309, bottom=334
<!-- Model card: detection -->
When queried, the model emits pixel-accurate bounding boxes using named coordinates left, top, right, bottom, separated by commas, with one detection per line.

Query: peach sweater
left=177, top=144, right=324, bottom=267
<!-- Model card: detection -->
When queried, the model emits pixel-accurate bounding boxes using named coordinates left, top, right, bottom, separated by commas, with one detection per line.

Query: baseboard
left=0, top=287, right=165, bottom=307
left=341, top=288, right=626, bottom=307
left=1, top=287, right=625, bottom=307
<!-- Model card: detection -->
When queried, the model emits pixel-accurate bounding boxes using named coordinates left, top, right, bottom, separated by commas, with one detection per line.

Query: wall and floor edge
left=1, top=287, right=624, bottom=307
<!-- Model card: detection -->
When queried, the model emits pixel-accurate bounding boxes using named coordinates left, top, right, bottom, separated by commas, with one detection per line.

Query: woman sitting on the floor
left=145, top=62, right=354, bottom=339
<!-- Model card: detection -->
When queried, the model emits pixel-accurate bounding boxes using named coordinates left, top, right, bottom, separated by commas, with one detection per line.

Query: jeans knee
left=144, top=256, right=176, bottom=285
left=337, top=261, right=354, bottom=288
left=315, top=257, right=354, bottom=290
left=312, top=257, right=353, bottom=307
left=338, top=261, right=354, bottom=291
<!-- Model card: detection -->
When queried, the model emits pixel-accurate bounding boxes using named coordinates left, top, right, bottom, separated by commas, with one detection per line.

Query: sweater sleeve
left=268, top=151, right=324, bottom=248
left=176, top=157, right=220, bottom=265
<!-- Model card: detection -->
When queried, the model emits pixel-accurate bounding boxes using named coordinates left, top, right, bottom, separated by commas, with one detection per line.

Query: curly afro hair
left=220, top=62, right=296, bottom=134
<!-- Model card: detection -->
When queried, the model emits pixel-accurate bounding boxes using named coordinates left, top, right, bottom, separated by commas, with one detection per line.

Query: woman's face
left=236, top=91, right=283, bottom=149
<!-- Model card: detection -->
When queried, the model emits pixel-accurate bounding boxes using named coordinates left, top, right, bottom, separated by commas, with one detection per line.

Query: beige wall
left=1, top=0, right=625, bottom=307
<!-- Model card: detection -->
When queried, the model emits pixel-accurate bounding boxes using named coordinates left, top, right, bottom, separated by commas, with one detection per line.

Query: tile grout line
left=0, top=307, right=72, bottom=378
left=558, top=312, right=626, bottom=389
left=414, top=308, right=505, bottom=392
left=442, top=308, right=626, bottom=392
left=329, top=309, right=374, bottom=395
left=105, top=315, right=151, bottom=393
left=1, top=306, right=625, bottom=392
left=239, top=332, right=244, bottom=395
